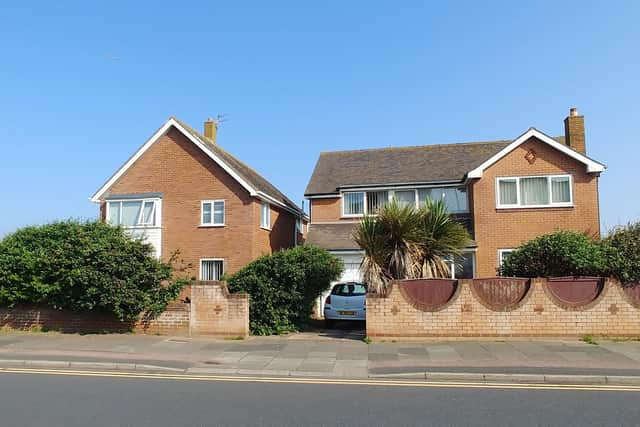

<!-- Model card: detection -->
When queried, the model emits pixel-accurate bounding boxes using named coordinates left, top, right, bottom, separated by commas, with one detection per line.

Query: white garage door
left=315, top=252, right=363, bottom=318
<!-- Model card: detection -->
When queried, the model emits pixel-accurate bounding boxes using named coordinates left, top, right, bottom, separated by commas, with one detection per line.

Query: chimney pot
left=570, top=107, right=579, bottom=117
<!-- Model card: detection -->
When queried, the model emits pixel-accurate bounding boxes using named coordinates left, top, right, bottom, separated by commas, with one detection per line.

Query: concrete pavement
left=1, top=328, right=640, bottom=383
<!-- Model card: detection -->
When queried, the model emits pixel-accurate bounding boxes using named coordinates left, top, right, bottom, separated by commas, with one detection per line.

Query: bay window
left=496, top=175, right=572, bottom=208
left=107, top=199, right=159, bottom=227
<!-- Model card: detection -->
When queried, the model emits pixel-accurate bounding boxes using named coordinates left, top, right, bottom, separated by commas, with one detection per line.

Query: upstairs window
left=201, top=200, right=225, bottom=226
left=200, top=259, right=224, bottom=281
left=418, top=188, right=468, bottom=213
left=343, top=192, right=365, bottom=216
left=497, top=175, right=572, bottom=208
left=366, top=191, right=388, bottom=214
left=107, top=199, right=158, bottom=227
left=260, top=202, right=271, bottom=229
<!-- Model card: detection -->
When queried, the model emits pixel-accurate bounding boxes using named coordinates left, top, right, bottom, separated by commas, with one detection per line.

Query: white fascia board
left=255, top=191, right=308, bottom=220
left=467, top=128, right=606, bottom=179
left=90, top=118, right=257, bottom=203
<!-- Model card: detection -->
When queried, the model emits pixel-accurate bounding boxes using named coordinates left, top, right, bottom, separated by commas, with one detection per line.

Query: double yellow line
left=1, top=367, right=639, bottom=392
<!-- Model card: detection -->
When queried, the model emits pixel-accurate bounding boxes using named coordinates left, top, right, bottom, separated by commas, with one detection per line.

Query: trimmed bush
left=604, top=222, right=640, bottom=286
left=499, top=231, right=611, bottom=278
left=0, top=220, right=191, bottom=321
left=226, top=245, right=343, bottom=335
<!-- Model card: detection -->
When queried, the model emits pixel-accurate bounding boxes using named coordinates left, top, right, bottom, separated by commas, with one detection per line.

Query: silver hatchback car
left=323, top=282, right=367, bottom=327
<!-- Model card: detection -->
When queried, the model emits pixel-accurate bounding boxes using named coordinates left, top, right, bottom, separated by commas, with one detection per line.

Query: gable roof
left=91, top=117, right=305, bottom=217
left=304, top=128, right=606, bottom=196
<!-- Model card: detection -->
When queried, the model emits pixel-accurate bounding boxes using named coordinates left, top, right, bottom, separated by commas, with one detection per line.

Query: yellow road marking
left=0, top=367, right=639, bottom=392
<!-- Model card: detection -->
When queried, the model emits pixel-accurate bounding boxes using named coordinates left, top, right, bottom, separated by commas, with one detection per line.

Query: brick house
left=304, top=108, right=606, bottom=283
left=91, top=117, right=307, bottom=280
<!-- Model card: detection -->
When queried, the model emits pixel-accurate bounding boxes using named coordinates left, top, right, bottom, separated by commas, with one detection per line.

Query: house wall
left=471, top=136, right=601, bottom=276
left=104, top=127, right=297, bottom=276
left=310, top=197, right=345, bottom=222
left=251, top=200, right=299, bottom=259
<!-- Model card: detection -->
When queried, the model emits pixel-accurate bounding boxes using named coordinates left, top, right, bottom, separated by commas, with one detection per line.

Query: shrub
left=0, top=220, right=191, bottom=321
left=226, top=245, right=343, bottom=335
left=499, top=231, right=611, bottom=278
left=604, top=222, right=640, bottom=286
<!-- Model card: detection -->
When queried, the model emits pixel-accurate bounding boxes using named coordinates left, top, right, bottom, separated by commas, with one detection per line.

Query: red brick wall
left=471, top=136, right=600, bottom=276
left=310, top=197, right=346, bottom=222
left=0, top=282, right=249, bottom=337
left=104, top=127, right=299, bottom=276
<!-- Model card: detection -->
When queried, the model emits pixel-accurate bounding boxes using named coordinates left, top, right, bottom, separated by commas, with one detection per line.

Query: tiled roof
left=305, top=137, right=566, bottom=196
left=306, top=222, right=361, bottom=251
left=174, top=118, right=304, bottom=215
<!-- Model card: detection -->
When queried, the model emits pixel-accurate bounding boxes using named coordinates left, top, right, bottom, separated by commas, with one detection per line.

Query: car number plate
left=338, top=311, right=356, bottom=316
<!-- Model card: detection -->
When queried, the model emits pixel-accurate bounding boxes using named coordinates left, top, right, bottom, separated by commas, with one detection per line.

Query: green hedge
left=499, top=224, right=640, bottom=287
left=499, top=231, right=611, bottom=278
left=0, top=220, right=191, bottom=321
left=227, top=245, right=343, bottom=335
left=605, top=222, right=640, bottom=286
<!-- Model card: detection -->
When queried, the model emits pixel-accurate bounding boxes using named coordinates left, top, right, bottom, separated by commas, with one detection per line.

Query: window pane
left=499, top=250, right=514, bottom=266
left=394, top=190, right=416, bottom=207
left=121, top=201, right=141, bottom=226
left=213, top=201, right=224, bottom=224
left=343, top=192, right=364, bottom=215
left=551, top=177, right=570, bottom=203
left=107, top=202, right=121, bottom=225
left=498, top=180, right=517, bottom=205
left=417, top=188, right=432, bottom=205
left=454, top=253, right=474, bottom=279
left=261, top=202, right=270, bottom=227
left=201, top=260, right=224, bottom=280
left=141, top=201, right=155, bottom=225
left=443, top=188, right=468, bottom=213
left=202, top=202, right=212, bottom=224
left=520, top=177, right=549, bottom=205
left=366, top=191, right=388, bottom=214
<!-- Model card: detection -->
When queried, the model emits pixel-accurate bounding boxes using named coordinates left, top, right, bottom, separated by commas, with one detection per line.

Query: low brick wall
left=190, top=282, right=249, bottom=336
left=367, top=278, right=640, bottom=338
left=0, top=282, right=249, bottom=337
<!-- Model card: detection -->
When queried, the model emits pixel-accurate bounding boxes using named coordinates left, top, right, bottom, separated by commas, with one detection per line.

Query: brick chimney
left=203, top=117, right=217, bottom=143
left=564, top=107, right=586, bottom=154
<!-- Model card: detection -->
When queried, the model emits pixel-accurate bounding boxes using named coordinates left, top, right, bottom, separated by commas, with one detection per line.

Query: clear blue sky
left=1, top=1, right=638, bottom=237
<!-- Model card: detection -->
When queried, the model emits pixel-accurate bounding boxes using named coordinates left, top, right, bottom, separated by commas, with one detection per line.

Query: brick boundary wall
left=0, top=282, right=249, bottom=337
left=366, top=278, right=640, bottom=338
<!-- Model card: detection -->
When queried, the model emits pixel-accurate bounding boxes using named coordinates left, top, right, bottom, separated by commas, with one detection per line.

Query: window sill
left=496, top=204, right=574, bottom=210
left=199, top=224, right=225, bottom=228
left=260, top=226, right=271, bottom=231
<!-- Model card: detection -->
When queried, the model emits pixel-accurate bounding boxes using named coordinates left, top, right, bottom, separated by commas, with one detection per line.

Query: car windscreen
left=331, top=283, right=367, bottom=296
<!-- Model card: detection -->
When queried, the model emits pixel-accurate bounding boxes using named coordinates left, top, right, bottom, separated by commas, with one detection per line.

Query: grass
left=582, top=335, right=598, bottom=345
left=363, top=336, right=373, bottom=344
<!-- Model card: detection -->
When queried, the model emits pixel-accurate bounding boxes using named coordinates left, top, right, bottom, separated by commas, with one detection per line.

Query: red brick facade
left=100, top=127, right=301, bottom=277
left=470, top=136, right=600, bottom=276
left=308, top=136, right=601, bottom=278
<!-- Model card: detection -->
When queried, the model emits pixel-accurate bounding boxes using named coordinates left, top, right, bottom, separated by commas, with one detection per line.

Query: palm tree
left=353, top=198, right=470, bottom=294
left=417, top=198, right=470, bottom=278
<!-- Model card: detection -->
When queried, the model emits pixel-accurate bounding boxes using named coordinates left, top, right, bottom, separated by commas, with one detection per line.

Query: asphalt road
left=0, top=371, right=638, bottom=426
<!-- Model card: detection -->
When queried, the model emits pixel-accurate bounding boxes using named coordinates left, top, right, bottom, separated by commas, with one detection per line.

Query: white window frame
left=105, top=198, right=162, bottom=228
left=498, top=249, right=515, bottom=267
left=495, top=174, right=573, bottom=209
left=199, top=258, right=225, bottom=281
left=260, top=202, right=271, bottom=230
left=296, top=218, right=304, bottom=234
left=446, top=249, right=476, bottom=279
left=341, top=186, right=469, bottom=218
left=200, top=200, right=225, bottom=227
